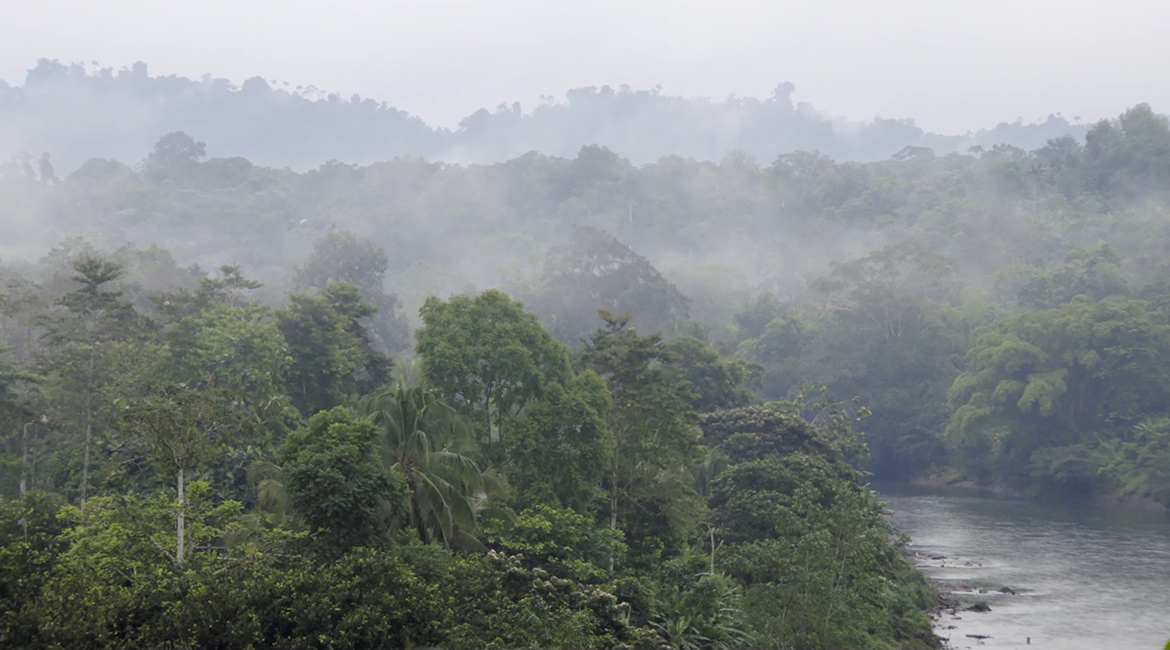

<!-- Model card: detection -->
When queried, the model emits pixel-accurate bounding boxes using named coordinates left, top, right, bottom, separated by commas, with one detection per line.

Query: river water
left=875, top=482, right=1170, bottom=650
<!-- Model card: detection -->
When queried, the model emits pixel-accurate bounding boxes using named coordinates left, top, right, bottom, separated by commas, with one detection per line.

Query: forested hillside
left=1, top=58, right=1085, bottom=172
left=4, top=103, right=1170, bottom=493
left=0, top=260, right=936, bottom=648
left=3, top=99, right=1170, bottom=648
left=5, top=101, right=1170, bottom=489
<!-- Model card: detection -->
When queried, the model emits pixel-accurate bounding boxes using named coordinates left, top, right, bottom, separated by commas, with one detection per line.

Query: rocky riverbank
left=904, top=549, right=1024, bottom=649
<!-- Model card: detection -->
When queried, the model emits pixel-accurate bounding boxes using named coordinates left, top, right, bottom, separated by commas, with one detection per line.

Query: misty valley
left=4, top=67, right=1170, bottom=650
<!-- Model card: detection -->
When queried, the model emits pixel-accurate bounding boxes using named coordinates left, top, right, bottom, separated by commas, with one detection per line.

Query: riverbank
left=908, top=475, right=1169, bottom=512
left=903, top=546, right=1019, bottom=650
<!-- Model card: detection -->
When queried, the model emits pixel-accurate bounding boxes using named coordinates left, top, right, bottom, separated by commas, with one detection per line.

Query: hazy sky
left=2, top=0, right=1167, bottom=133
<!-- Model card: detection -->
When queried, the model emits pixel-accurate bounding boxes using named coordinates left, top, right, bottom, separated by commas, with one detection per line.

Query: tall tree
left=358, top=381, right=487, bottom=548
left=0, top=349, right=43, bottom=498
left=277, top=407, right=402, bottom=554
left=664, top=335, right=758, bottom=413
left=278, top=282, right=392, bottom=417
left=530, top=227, right=690, bottom=343
left=143, top=131, right=206, bottom=182
left=164, top=303, right=295, bottom=439
left=579, top=311, right=700, bottom=569
left=415, top=290, right=570, bottom=457
left=38, top=257, right=139, bottom=509
left=504, top=371, right=613, bottom=513
left=123, top=385, right=247, bottom=565
left=295, top=230, right=410, bottom=351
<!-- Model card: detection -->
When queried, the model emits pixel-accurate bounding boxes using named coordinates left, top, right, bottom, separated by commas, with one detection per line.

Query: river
left=875, top=482, right=1170, bottom=650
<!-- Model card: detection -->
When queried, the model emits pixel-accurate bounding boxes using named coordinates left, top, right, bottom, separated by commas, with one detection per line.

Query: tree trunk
left=608, top=447, right=619, bottom=573
left=709, top=525, right=717, bottom=575
left=484, top=392, right=493, bottom=457
left=82, top=394, right=92, bottom=507
left=82, top=411, right=92, bottom=508
left=177, top=466, right=186, bottom=566
left=20, top=421, right=30, bottom=496
left=81, top=353, right=95, bottom=511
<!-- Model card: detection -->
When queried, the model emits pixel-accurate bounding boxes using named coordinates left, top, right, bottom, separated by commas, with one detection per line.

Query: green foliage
left=358, top=381, right=488, bottom=548
left=0, top=349, right=39, bottom=497
left=702, top=405, right=837, bottom=464
left=278, top=407, right=403, bottom=553
left=278, top=282, right=392, bottom=416
left=708, top=445, right=935, bottom=649
left=165, top=304, right=288, bottom=397
left=1013, top=245, right=1129, bottom=309
left=1096, top=417, right=1170, bottom=506
left=641, top=553, right=748, bottom=650
left=242, top=547, right=447, bottom=650
left=443, top=551, right=659, bottom=650
left=944, top=295, right=1170, bottom=490
left=710, top=453, right=865, bottom=544
left=143, top=131, right=206, bottom=182
left=1082, top=104, right=1170, bottom=198
left=531, top=227, right=691, bottom=343
left=122, top=384, right=252, bottom=564
left=151, top=264, right=261, bottom=322
left=294, top=230, right=411, bottom=351
left=294, top=230, right=390, bottom=293
left=123, top=385, right=246, bottom=479
left=580, top=313, right=703, bottom=569
left=740, top=244, right=967, bottom=478
left=42, top=98, right=1170, bottom=649
left=51, top=256, right=138, bottom=340
left=664, top=335, right=758, bottom=413
left=0, top=492, right=67, bottom=647
left=505, top=371, right=612, bottom=513
left=34, top=487, right=244, bottom=648
left=165, top=303, right=297, bottom=438
left=693, top=399, right=938, bottom=649
left=484, top=504, right=625, bottom=583
left=416, top=289, right=570, bottom=454
left=34, top=256, right=153, bottom=505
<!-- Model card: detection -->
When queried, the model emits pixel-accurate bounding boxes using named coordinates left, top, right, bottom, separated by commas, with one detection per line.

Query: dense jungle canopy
left=3, top=98, right=1170, bottom=649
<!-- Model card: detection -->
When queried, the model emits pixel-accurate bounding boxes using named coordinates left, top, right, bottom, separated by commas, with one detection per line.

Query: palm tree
left=358, top=380, right=489, bottom=549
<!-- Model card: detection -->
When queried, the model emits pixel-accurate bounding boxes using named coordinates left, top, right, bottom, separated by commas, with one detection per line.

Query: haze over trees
left=4, top=100, right=1170, bottom=496
left=1, top=58, right=1087, bottom=173
left=3, top=57, right=1170, bottom=647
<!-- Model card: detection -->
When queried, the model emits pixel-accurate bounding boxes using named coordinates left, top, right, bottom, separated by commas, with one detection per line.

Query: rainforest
left=3, top=61, right=1170, bottom=650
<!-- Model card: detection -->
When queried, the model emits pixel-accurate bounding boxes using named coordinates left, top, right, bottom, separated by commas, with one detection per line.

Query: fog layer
left=0, top=60, right=1087, bottom=173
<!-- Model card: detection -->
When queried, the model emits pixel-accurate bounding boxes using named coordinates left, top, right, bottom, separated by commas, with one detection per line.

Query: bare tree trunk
left=81, top=413, right=92, bottom=507
left=80, top=353, right=96, bottom=511
left=82, top=392, right=92, bottom=508
left=177, top=466, right=186, bottom=566
left=484, top=392, right=492, bottom=457
left=709, top=526, right=717, bottom=574
left=609, top=448, right=619, bottom=573
left=20, top=422, right=30, bottom=496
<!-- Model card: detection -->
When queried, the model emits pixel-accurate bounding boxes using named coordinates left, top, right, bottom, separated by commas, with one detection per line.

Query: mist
left=0, top=59, right=1090, bottom=175
left=4, top=7, right=1170, bottom=648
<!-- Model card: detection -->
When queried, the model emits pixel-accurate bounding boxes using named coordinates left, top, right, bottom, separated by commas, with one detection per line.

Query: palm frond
left=358, top=379, right=489, bottom=547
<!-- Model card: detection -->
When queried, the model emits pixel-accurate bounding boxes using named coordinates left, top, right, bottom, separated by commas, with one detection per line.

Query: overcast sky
left=2, top=0, right=1166, bottom=133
